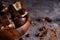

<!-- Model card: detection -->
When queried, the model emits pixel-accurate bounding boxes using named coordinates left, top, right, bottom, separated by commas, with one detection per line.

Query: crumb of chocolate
left=45, top=17, right=52, bottom=22
left=36, top=17, right=52, bottom=22
left=25, top=34, right=30, bottom=37
left=35, top=33, right=40, bottom=37
left=19, top=37, right=24, bottom=40
left=39, top=26, right=47, bottom=31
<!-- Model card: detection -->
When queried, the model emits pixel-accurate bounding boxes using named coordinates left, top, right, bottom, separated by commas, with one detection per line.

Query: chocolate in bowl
left=0, top=14, right=30, bottom=40
left=0, top=0, right=30, bottom=40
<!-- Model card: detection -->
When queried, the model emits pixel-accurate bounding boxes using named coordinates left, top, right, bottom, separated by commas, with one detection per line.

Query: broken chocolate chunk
left=39, top=26, right=47, bottom=31
left=45, top=17, right=52, bottom=22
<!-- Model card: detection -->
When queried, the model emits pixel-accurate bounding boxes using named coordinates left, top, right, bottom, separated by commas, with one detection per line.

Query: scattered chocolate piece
left=19, top=37, right=24, bottom=40
left=41, top=18, right=46, bottom=21
left=25, top=34, right=30, bottom=37
left=31, top=21, right=40, bottom=26
left=39, top=26, right=47, bottom=31
left=40, top=31, right=47, bottom=37
left=35, top=32, right=42, bottom=37
left=35, top=33, right=40, bottom=37
left=45, top=17, right=52, bottom=22
left=36, top=17, right=52, bottom=22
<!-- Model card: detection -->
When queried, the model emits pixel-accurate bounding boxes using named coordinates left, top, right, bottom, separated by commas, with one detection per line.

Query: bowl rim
left=16, top=14, right=31, bottom=37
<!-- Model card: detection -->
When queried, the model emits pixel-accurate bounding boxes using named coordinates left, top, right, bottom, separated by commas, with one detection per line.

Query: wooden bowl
left=0, top=0, right=31, bottom=40
left=0, top=14, right=31, bottom=40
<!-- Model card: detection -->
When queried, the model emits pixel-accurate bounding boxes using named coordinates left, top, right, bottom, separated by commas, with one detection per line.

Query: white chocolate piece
left=1, top=26, right=4, bottom=30
left=21, top=11, right=28, bottom=17
left=13, top=1, right=22, bottom=11
left=8, top=20, right=15, bottom=28
left=21, top=17, right=26, bottom=21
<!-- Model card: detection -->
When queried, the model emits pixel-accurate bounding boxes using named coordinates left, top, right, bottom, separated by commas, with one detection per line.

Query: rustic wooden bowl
left=0, top=14, right=31, bottom=40
left=0, top=0, right=31, bottom=40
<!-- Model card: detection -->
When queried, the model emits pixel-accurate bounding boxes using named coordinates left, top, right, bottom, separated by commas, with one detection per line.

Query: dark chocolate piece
left=25, top=34, right=30, bottom=37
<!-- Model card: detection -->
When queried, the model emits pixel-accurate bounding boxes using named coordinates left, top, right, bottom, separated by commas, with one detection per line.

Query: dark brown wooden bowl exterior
left=16, top=14, right=31, bottom=37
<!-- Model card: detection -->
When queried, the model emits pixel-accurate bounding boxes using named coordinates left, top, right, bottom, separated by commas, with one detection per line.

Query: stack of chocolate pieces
left=0, top=1, right=28, bottom=29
